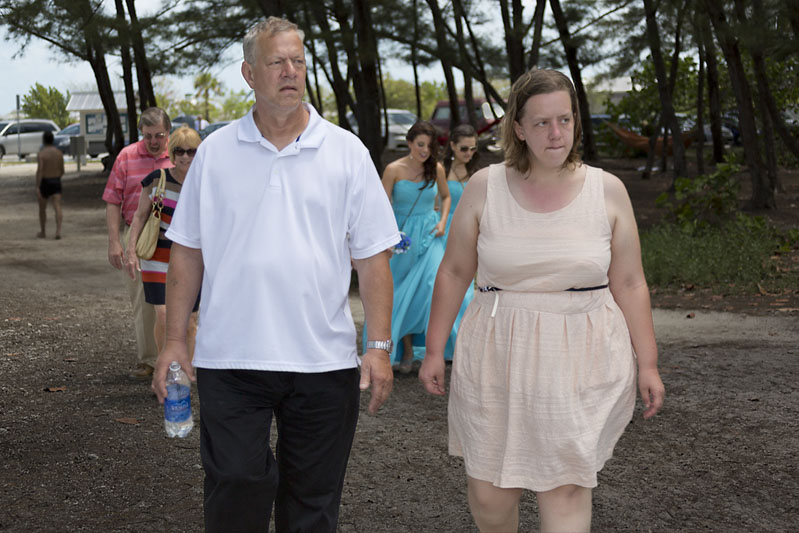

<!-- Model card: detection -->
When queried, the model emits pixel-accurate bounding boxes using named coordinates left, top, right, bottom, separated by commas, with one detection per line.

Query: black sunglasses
left=173, top=147, right=197, bottom=157
left=459, top=146, right=478, bottom=153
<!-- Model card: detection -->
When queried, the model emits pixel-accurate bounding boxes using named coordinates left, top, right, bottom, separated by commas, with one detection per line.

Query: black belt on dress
left=478, top=284, right=608, bottom=293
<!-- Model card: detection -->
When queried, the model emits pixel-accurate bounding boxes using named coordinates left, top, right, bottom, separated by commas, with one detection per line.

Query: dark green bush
left=641, top=214, right=797, bottom=290
left=655, top=159, right=741, bottom=232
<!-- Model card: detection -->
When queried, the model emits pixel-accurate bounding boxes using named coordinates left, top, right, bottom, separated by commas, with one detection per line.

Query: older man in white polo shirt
left=153, top=16, right=399, bottom=533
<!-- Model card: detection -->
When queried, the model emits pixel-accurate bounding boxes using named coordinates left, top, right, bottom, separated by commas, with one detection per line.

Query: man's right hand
left=152, top=339, right=195, bottom=404
left=108, top=240, right=124, bottom=269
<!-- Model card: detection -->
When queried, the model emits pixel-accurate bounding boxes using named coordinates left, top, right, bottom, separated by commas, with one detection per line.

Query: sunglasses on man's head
left=174, top=148, right=197, bottom=157
left=459, top=146, right=478, bottom=153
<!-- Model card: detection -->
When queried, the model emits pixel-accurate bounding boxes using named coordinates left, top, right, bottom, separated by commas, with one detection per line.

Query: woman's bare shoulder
left=461, top=165, right=490, bottom=203
left=598, top=167, right=631, bottom=203
left=382, top=159, right=405, bottom=179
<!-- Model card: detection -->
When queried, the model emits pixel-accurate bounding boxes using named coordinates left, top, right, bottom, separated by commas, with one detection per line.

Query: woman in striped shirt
left=124, top=126, right=201, bottom=357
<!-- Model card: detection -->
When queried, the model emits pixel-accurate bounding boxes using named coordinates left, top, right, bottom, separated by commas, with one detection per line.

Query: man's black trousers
left=197, top=367, right=360, bottom=532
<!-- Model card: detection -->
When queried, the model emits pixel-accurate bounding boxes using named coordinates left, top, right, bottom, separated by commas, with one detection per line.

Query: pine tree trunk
left=311, top=2, right=355, bottom=131
left=124, top=0, right=156, bottom=110
left=549, top=0, right=597, bottom=161
left=527, top=0, right=547, bottom=69
left=352, top=0, right=384, bottom=170
left=427, top=0, right=460, bottom=133
left=700, top=14, right=725, bottom=163
left=643, top=0, right=686, bottom=182
left=705, top=0, right=774, bottom=208
left=115, top=0, right=138, bottom=144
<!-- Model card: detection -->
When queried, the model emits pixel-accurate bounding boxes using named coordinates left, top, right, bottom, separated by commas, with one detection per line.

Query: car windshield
left=388, top=112, right=416, bottom=126
left=58, top=124, right=79, bottom=136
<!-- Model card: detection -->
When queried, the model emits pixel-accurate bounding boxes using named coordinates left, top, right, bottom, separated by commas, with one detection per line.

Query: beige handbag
left=135, top=169, right=166, bottom=260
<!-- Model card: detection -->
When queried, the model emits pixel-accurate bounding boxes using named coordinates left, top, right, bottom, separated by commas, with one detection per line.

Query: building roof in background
left=590, top=77, right=633, bottom=93
left=66, top=92, right=128, bottom=112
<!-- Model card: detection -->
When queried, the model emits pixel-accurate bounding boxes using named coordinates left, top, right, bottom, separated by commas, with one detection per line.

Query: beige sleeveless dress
left=448, top=163, right=637, bottom=491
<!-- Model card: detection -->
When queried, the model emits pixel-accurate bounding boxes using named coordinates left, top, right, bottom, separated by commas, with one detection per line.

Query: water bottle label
left=165, top=385, right=191, bottom=422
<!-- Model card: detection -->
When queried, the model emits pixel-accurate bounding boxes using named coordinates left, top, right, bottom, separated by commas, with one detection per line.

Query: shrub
left=641, top=214, right=797, bottom=291
left=655, top=158, right=741, bottom=232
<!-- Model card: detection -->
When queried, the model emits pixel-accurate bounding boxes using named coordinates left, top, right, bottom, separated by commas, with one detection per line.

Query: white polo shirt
left=167, top=104, right=399, bottom=372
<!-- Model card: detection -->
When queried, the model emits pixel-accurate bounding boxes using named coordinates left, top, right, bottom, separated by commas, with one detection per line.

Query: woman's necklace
left=451, top=164, right=469, bottom=183
left=406, top=156, right=425, bottom=182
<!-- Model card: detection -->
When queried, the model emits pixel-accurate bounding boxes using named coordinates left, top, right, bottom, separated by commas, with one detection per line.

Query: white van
left=0, top=119, right=60, bottom=159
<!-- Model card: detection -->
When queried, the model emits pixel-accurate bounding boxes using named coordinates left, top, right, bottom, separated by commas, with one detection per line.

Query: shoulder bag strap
left=398, top=186, right=425, bottom=232
left=151, top=169, right=166, bottom=217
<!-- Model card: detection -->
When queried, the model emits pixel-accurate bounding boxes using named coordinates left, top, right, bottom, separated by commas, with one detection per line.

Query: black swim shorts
left=39, top=177, right=62, bottom=198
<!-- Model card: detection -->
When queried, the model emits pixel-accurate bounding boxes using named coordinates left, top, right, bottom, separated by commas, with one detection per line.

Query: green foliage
left=218, top=90, right=253, bottom=121
left=417, top=80, right=448, bottom=120
left=605, top=55, right=699, bottom=132
left=655, top=159, right=741, bottom=232
left=640, top=214, right=795, bottom=291
left=21, top=83, right=70, bottom=128
left=381, top=74, right=447, bottom=120
left=194, top=72, right=224, bottom=120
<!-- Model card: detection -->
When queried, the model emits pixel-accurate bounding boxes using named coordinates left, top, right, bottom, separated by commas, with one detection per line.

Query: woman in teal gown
left=441, top=124, right=480, bottom=356
left=363, top=121, right=453, bottom=373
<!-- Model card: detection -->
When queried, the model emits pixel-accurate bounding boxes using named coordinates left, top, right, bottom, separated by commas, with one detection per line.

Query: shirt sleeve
left=347, top=150, right=400, bottom=260
left=101, top=152, right=127, bottom=205
left=140, top=168, right=160, bottom=188
left=165, top=149, right=202, bottom=249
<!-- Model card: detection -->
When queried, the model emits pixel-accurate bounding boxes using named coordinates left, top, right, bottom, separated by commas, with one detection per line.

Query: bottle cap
left=168, top=361, right=181, bottom=372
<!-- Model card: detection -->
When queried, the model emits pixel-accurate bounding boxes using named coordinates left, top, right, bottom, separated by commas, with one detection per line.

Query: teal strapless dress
left=444, top=179, right=475, bottom=355
left=363, top=179, right=457, bottom=363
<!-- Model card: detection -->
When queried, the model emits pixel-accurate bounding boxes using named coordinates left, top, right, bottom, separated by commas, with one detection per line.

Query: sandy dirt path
left=1, top=166, right=797, bottom=532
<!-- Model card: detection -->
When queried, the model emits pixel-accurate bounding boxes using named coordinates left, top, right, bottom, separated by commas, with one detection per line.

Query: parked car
left=170, top=115, right=196, bottom=132
left=199, top=121, right=231, bottom=140
left=430, top=98, right=504, bottom=145
left=346, top=108, right=418, bottom=151
left=53, top=123, right=81, bottom=154
left=0, top=118, right=60, bottom=159
left=679, top=116, right=734, bottom=145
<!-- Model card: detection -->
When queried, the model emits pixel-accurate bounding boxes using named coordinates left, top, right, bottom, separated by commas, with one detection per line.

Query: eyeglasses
left=173, top=147, right=197, bottom=157
left=266, top=58, right=307, bottom=71
left=458, top=146, right=478, bottom=153
left=143, top=132, right=166, bottom=141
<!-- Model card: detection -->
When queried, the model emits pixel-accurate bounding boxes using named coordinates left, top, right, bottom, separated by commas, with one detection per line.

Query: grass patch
left=641, top=215, right=799, bottom=292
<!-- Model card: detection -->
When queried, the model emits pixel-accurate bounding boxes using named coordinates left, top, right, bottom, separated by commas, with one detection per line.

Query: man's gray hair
left=138, top=107, right=171, bottom=131
left=242, top=16, right=304, bottom=65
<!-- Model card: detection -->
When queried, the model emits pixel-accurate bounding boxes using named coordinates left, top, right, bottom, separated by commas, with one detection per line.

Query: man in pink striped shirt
left=102, top=107, right=173, bottom=378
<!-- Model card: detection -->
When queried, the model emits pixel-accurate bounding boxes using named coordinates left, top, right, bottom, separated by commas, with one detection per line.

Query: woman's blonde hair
left=500, top=69, right=582, bottom=175
left=168, top=126, right=202, bottom=162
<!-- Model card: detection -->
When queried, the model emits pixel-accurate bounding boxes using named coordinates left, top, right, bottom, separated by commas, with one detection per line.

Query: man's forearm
left=165, top=243, right=204, bottom=343
left=353, top=250, right=393, bottom=341
left=105, top=203, right=123, bottom=244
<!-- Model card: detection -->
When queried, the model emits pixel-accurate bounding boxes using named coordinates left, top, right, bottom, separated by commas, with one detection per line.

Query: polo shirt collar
left=238, top=103, right=326, bottom=151
left=135, top=139, right=169, bottom=160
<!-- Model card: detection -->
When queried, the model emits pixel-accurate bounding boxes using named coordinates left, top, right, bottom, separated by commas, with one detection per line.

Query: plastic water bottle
left=164, top=361, right=193, bottom=438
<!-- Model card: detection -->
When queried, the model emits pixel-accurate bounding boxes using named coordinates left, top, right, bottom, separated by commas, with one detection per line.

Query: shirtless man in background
left=36, top=130, right=65, bottom=240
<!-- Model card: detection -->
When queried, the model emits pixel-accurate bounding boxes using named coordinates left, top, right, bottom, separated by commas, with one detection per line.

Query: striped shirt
left=102, top=141, right=172, bottom=225
left=139, top=168, right=184, bottom=286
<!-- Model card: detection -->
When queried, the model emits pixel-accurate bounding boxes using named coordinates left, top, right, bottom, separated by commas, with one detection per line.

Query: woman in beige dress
left=420, top=69, right=665, bottom=532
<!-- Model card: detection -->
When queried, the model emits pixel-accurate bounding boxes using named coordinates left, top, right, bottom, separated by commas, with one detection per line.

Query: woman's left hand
left=430, top=221, right=446, bottom=237
left=638, top=367, right=665, bottom=420
left=419, top=353, right=447, bottom=396
left=123, top=249, right=140, bottom=280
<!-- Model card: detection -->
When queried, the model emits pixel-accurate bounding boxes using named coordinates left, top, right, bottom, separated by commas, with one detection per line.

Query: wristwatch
left=366, top=339, right=393, bottom=353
